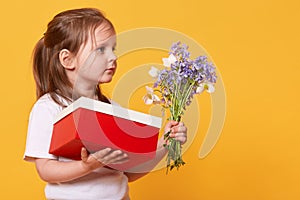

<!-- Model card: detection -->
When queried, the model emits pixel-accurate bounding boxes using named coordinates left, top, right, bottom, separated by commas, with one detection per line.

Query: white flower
left=196, top=83, right=215, bottom=94
left=143, top=86, right=160, bottom=105
left=148, top=66, right=160, bottom=78
left=196, top=85, right=205, bottom=94
left=162, top=54, right=177, bottom=67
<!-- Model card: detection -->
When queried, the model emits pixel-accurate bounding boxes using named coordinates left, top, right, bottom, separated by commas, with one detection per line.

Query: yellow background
left=1, top=0, right=299, bottom=199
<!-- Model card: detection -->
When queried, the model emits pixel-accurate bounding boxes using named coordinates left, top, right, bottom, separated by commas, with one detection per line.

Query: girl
left=24, top=8, right=187, bottom=200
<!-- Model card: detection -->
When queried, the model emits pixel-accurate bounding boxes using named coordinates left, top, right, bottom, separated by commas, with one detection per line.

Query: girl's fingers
left=81, top=147, right=88, bottom=161
left=111, top=157, right=129, bottom=165
left=174, top=133, right=187, bottom=144
left=104, top=152, right=129, bottom=164
left=91, top=148, right=112, bottom=159
left=91, top=149, right=128, bottom=165
left=168, top=122, right=187, bottom=145
left=102, top=150, right=128, bottom=164
left=170, top=122, right=187, bottom=133
left=164, top=120, right=179, bottom=133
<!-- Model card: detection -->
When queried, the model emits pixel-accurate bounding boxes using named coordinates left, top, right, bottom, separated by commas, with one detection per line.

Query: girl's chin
left=98, top=71, right=115, bottom=84
left=99, top=77, right=113, bottom=84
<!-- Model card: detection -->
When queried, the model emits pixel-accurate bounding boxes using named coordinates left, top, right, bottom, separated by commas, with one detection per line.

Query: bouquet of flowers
left=143, top=42, right=217, bottom=173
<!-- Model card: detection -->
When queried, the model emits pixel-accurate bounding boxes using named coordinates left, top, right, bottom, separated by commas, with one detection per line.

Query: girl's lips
left=106, top=67, right=116, bottom=73
left=106, top=63, right=116, bottom=72
left=106, top=67, right=115, bottom=70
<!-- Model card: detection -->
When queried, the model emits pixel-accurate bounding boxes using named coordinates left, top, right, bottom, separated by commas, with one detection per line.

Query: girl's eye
left=97, top=47, right=105, bottom=53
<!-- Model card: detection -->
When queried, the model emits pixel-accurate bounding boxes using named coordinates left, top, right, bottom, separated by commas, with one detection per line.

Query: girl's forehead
left=93, top=22, right=116, bottom=43
left=79, top=22, right=116, bottom=53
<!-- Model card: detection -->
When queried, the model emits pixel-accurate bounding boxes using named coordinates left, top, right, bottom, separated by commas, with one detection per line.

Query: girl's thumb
left=81, top=147, right=88, bottom=161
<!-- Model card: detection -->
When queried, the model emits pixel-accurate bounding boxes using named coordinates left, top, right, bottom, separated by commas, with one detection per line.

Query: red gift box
left=49, top=97, right=162, bottom=171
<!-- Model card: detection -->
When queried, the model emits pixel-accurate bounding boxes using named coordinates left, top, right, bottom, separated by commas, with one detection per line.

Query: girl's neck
left=72, top=85, right=98, bottom=100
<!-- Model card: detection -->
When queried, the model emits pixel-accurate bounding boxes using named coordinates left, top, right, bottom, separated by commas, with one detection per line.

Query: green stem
left=177, top=81, right=195, bottom=117
left=164, top=115, right=185, bottom=174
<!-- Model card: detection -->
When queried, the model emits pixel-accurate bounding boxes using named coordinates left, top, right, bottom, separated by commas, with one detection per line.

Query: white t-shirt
left=24, top=94, right=130, bottom=200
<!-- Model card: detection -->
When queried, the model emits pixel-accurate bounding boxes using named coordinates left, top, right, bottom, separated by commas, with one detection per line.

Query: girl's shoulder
left=31, top=93, right=64, bottom=115
left=34, top=93, right=58, bottom=106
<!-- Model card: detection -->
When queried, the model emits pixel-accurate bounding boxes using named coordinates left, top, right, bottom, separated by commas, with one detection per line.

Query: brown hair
left=33, top=8, right=114, bottom=106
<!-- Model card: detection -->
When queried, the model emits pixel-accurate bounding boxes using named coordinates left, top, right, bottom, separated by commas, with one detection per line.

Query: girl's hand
left=164, top=121, right=187, bottom=145
left=80, top=147, right=129, bottom=171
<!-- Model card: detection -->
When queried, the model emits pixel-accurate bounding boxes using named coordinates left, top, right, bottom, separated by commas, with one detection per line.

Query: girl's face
left=73, top=23, right=117, bottom=87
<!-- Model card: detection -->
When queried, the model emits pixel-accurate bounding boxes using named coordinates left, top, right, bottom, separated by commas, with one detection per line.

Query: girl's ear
left=59, top=49, right=75, bottom=70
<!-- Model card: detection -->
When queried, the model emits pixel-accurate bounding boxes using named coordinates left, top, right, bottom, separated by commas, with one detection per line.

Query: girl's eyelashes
left=96, top=46, right=116, bottom=53
left=96, top=47, right=105, bottom=53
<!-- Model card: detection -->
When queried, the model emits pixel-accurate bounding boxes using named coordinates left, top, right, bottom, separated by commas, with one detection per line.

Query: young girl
left=24, top=8, right=187, bottom=200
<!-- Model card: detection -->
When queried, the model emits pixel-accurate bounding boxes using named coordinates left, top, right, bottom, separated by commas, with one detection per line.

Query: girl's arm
left=35, top=147, right=128, bottom=183
left=124, top=121, right=187, bottom=182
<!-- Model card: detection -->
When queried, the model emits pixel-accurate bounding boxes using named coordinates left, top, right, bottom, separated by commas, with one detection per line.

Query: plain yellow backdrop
left=0, top=0, right=299, bottom=199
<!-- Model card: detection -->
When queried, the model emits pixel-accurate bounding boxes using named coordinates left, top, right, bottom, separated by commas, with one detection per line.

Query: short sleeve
left=24, top=96, right=61, bottom=161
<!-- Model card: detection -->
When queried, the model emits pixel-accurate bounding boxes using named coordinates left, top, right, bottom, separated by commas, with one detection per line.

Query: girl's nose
left=109, top=51, right=117, bottom=63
